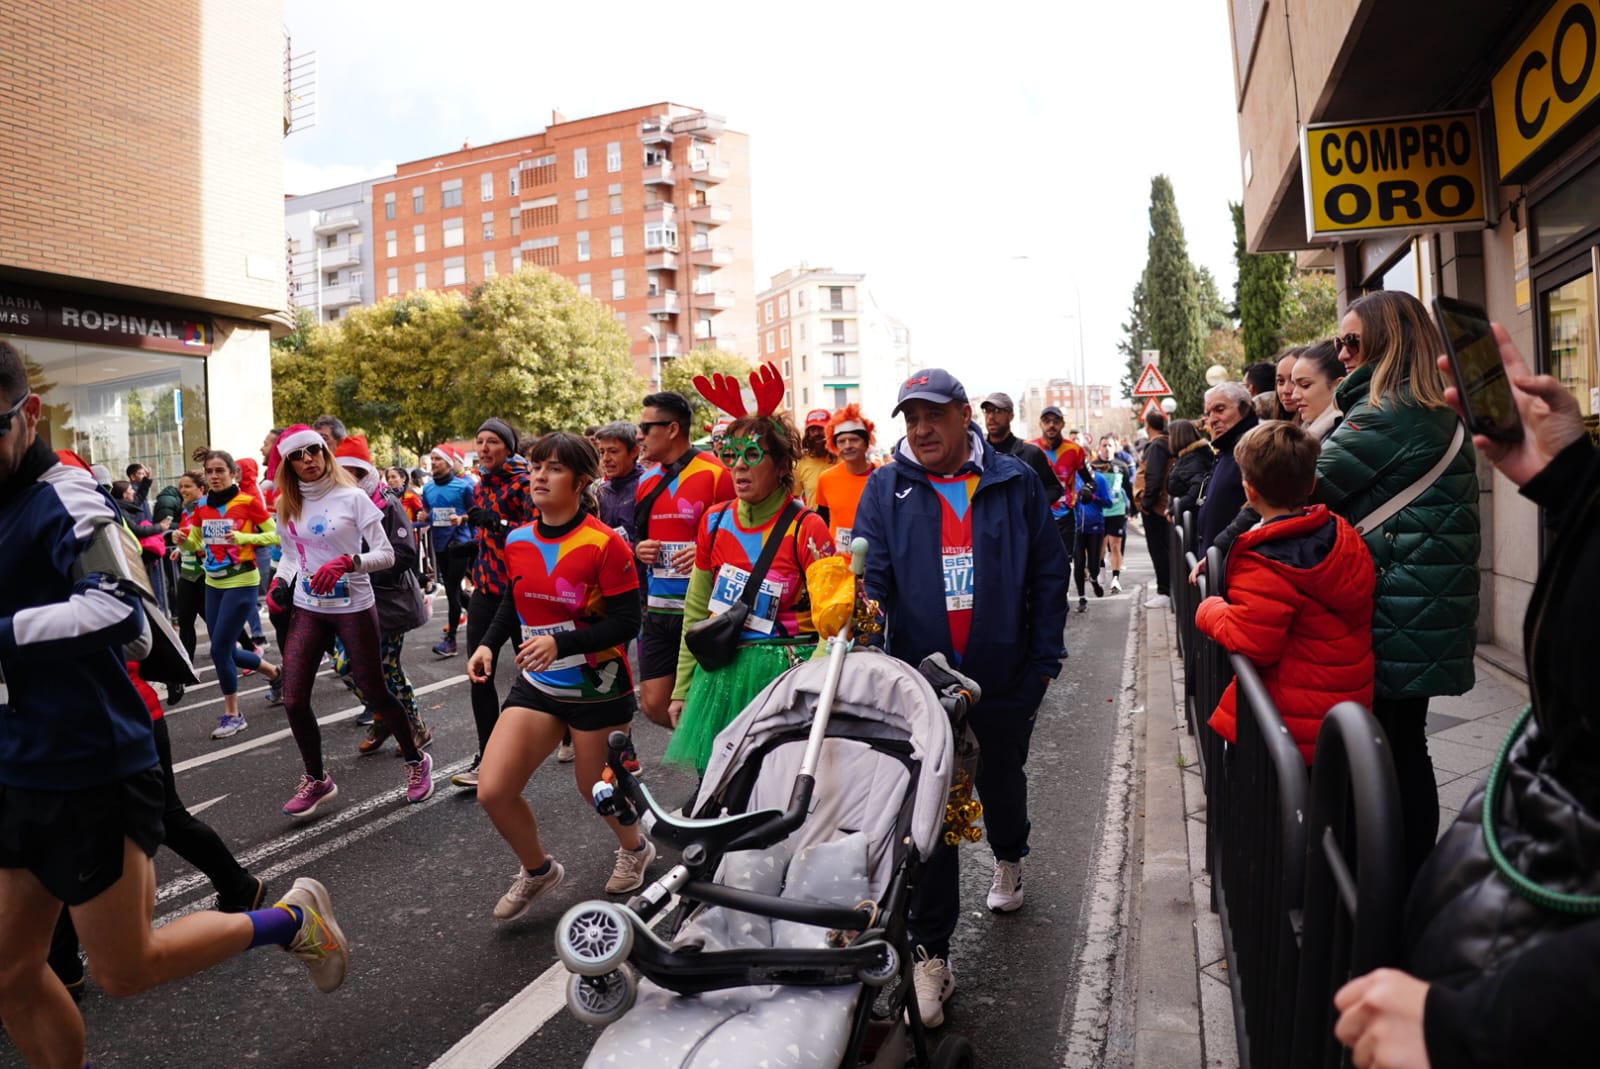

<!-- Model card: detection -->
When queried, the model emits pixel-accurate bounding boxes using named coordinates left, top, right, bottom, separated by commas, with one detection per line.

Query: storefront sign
left=1492, top=0, right=1600, bottom=180
left=0, top=284, right=212, bottom=355
left=1301, top=112, right=1489, bottom=240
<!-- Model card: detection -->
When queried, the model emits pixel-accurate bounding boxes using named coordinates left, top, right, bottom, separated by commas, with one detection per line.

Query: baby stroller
left=556, top=544, right=981, bottom=1068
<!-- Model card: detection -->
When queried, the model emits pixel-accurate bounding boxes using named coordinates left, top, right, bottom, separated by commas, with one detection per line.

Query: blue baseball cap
left=893, top=368, right=969, bottom=416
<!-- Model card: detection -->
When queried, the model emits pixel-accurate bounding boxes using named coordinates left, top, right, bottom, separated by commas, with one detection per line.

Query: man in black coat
left=1195, top=382, right=1260, bottom=553
left=1137, top=411, right=1174, bottom=606
left=980, top=393, right=1063, bottom=509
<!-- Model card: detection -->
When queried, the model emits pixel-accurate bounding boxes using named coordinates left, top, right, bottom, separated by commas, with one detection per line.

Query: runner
left=468, top=431, right=653, bottom=917
left=419, top=445, right=476, bottom=658
left=1072, top=465, right=1113, bottom=612
left=813, top=404, right=877, bottom=554
left=451, top=418, right=534, bottom=789
left=175, top=448, right=282, bottom=739
left=1033, top=405, right=1093, bottom=604
left=266, top=424, right=434, bottom=816
left=164, top=468, right=206, bottom=705
left=1092, top=436, right=1133, bottom=592
left=591, top=420, right=646, bottom=772
left=0, top=346, right=347, bottom=1069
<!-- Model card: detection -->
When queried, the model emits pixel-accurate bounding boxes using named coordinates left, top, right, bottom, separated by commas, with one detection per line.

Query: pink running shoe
left=405, top=751, right=435, bottom=804
left=282, top=774, right=338, bottom=818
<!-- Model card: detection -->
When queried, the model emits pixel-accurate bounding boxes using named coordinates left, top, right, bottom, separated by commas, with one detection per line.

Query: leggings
left=1075, top=530, right=1105, bottom=596
left=204, top=582, right=262, bottom=695
left=281, top=605, right=420, bottom=778
left=175, top=576, right=204, bottom=661
left=439, top=544, right=475, bottom=640
left=466, top=588, right=509, bottom=754
left=334, top=632, right=424, bottom=734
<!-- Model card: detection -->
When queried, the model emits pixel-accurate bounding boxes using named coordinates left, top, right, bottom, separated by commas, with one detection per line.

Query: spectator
left=1195, top=381, right=1259, bottom=552
left=980, top=392, right=1063, bottom=510
left=1291, top=341, right=1346, bottom=442
left=1243, top=362, right=1276, bottom=398
left=1276, top=348, right=1305, bottom=422
left=793, top=409, right=837, bottom=507
left=1334, top=324, right=1593, bottom=1069
left=854, top=368, right=1068, bottom=1029
left=1164, top=418, right=1215, bottom=522
left=1193, top=422, right=1374, bottom=764
left=1134, top=410, right=1174, bottom=607
left=311, top=415, right=348, bottom=453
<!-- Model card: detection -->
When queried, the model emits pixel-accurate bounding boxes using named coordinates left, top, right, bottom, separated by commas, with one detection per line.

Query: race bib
left=942, top=551, right=974, bottom=611
left=611, top=525, right=632, bottom=545
left=707, top=563, right=782, bottom=635
left=430, top=506, right=458, bottom=528
left=834, top=526, right=853, bottom=556
left=201, top=519, right=235, bottom=546
left=299, top=573, right=352, bottom=609
left=520, top=620, right=585, bottom=671
left=652, top=541, right=694, bottom=579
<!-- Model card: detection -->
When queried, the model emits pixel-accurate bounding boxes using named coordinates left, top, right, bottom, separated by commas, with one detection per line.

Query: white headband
left=832, top=421, right=867, bottom=438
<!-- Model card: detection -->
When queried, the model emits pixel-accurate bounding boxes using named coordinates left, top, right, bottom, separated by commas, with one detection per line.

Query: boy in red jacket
left=1195, top=421, right=1375, bottom=764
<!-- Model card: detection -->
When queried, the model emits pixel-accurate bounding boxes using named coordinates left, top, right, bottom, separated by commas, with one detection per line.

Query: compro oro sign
left=1492, top=0, right=1600, bottom=180
left=1300, top=112, right=1488, bottom=240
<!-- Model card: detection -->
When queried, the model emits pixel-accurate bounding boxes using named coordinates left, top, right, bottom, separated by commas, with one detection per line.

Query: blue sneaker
left=266, top=678, right=283, bottom=706
left=212, top=713, right=248, bottom=740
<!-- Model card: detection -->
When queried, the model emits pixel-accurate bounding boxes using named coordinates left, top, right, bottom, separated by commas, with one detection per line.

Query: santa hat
left=429, top=444, right=461, bottom=468
left=826, top=404, right=876, bottom=450
left=335, top=434, right=375, bottom=473
left=267, top=424, right=323, bottom=482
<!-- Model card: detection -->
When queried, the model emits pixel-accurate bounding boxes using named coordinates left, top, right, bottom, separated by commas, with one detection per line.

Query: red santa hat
left=335, top=434, right=375, bottom=473
left=267, top=424, right=323, bottom=482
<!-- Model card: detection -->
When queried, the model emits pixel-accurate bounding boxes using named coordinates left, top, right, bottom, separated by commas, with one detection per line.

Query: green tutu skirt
left=664, top=639, right=816, bottom=774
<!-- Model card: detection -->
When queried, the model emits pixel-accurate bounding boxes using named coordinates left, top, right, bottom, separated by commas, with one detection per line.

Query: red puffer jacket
left=1195, top=504, right=1375, bottom=764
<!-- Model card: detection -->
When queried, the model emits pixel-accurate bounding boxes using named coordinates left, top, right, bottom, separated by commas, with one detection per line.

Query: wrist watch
left=350, top=554, right=361, bottom=572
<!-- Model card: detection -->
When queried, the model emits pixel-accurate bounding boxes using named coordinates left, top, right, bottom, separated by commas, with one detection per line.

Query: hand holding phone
left=1434, top=296, right=1523, bottom=443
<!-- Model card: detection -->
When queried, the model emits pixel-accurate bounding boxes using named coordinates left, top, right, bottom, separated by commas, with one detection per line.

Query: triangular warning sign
left=1138, top=397, right=1165, bottom=423
left=1132, top=363, right=1171, bottom=397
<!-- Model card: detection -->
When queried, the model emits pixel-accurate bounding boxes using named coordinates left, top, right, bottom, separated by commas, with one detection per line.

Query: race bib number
left=707, top=563, right=782, bottom=635
left=834, top=526, right=853, bottom=556
left=942, top=551, right=974, bottom=611
left=651, top=541, right=693, bottom=579
left=430, top=506, right=458, bottom=528
left=520, top=621, right=584, bottom=670
left=201, top=519, right=235, bottom=546
left=612, top=525, right=632, bottom=545
left=299, top=573, right=351, bottom=609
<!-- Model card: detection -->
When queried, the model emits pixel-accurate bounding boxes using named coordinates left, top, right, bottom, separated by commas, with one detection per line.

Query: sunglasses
left=286, top=443, right=326, bottom=463
left=0, top=390, right=30, bottom=437
left=1334, top=333, right=1361, bottom=355
left=716, top=437, right=767, bottom=468
left=636, top=420, right=673, bottom=434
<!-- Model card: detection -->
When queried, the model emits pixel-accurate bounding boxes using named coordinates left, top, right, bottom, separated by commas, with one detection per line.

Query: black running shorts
left=502, top=675, right=637, bottom=732
left=638, top=611, right=684, bottom=682
left=0, top=767, right=165, bottom=905
left=1103, top=516, right=1126, bottom=538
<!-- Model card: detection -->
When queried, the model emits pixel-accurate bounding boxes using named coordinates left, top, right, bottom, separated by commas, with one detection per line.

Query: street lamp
left=643, top=324, right=662, bottom=390
left=1205, top=363, right=1229, bottom=387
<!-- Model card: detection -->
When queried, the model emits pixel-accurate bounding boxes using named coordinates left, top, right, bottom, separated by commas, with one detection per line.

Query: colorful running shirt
left=697, top=501, right=833, bottom=641
left=503, top=515, right=639, bottom=702
left=181, top=489, right=270, bottom=585
left=813, top=463, right=872, bottom=555
left=928, top=473, right=979, bottom=660
left=1035, top=439, right=1089, bottom=517
left=637, top=449, right=733, bottom=613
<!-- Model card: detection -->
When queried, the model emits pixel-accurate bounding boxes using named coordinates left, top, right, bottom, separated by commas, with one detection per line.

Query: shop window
left=1545, top=273, right=1598, bottom=439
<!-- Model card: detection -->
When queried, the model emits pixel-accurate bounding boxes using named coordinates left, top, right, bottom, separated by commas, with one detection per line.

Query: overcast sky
left=282, top=0, right=1244, bottom=401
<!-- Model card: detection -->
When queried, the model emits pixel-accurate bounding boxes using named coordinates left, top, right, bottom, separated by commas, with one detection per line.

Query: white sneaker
left=1110, top=576, right=1122, bottom=593
left=912, top=947, right=955, bottom=1028
left=1143, top=593, right=1171, bottom=609
left=556, top=740, right=576, bottom=763
left=276, top=877, right=349, bottom=993
left=987, top=859, right=1024, bottom=912
left=493, top=860, right=565, bottom=921
left=605, top=838, right=656, bottom=894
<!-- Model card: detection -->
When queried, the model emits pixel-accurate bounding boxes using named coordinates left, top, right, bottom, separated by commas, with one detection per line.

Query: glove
left=309, top=555, right=355, bottom=596
left=265, top=578, right=292, bottom=615
left=466, top=507, right=502, bottom=533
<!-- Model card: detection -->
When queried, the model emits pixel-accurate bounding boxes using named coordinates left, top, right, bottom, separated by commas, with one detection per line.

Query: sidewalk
left=1126, top=591, right=1531, bottom=1068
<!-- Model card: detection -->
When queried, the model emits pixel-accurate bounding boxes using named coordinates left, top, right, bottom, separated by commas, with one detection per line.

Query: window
left=609, top=225, right=623, bottom=258
left=443, top=256, right=466, bottom=286
left=414, top=264, right=426, bottom=289
left=386, top=267, right=398, bottom=295
left=609, top=183, right=623, bottom=215
left=511, top=214, right=520, bottom=235
left=778, top=295, right=788, bottom=317
left=482, top=251, right=496, bottom=279
left=442, top=218, right=464, bottom=248
left=442, top=179, right=463, bottom=209
left=384, top=193, right=396, bottom=220
left=385, top=231, right=397, bottom=258
left=783, top=359, right=791, bottom=377
left=802, top=387, right=809, bottom=404
left=480, top=173, right=494, bottom=201
left=575, top=189, right=589, bottom=220
left=413, top=224, right=426, bottom=253
left=801, top=353, right=807, bottom=371
left=831, top=319, right=846, bottom=342
left=508, top=167, right=520, bottom=196
left=780, top=326, right=789, bottom=347
left=764, top=301, right=773, bottom=324
left=765, top=332, right=775, bottom=355
left=611, top=268, right=625, bottom=300
left=577, top=272, right=591, bottom=296
left=511, top=249, right=522, bottom=272
left=573, top=147, right=588, bottom=178
left=827, top=286, right=845, bottom=310
left=412, top=187, right=424, bottom=214
left=644, top=222, right=677, bottom=250
left=324, top=234, right=336, bottom=249
left=829, top=352, right=852, bottom=376
left=577, top=230, right=590, bottom=262
left=526, top=153, right=557, bottom=187
left=482, top=212, right=495, bottom=241
left=799, top=324, right=806, bottom=341
left=606, top=141, right=622, bottom=172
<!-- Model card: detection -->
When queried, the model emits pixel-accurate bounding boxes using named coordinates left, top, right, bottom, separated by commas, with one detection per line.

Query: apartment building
left=1017, top=381, right=1126, bottom=441
left=285, top=180, right=378, bottom=323
left=1229, top=0, right=1600, bottom=667
left=368, top=104, right=755, bottom=383
left=0, top=0, right=285, bottom=479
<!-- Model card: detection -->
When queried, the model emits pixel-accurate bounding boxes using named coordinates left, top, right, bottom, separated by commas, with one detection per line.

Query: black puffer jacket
left=1165, top=440, right=1215, bottom=524
left=1195, top=411, right=1258, bottom=551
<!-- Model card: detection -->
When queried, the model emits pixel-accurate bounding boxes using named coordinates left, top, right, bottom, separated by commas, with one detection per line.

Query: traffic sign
left=1132, top=363, right=1171, bottom=397
left=1138, top=397, right=1165, bottom=423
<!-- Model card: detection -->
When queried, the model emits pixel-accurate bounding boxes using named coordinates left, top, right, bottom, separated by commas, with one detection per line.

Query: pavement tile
left=1438, top=806, right=1460, bottom=839
left=1424, top=712, right=1466, bottom=735
left=1198, top=971, right=1240, bottom=1069
left=1437, top=774, right=1485, bottom=814
left=1425, top=737, right=1498, bottom=776
left=1434, top=766, right=1460, bottom=789
left=1430, top=717, right=1517, bottom=750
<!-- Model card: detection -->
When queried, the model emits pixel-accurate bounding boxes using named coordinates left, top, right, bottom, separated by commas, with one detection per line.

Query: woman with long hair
left=1164, top=418, right=1215, bottom=522
left=665, top=411, right=833, bottom=774
left=1289, top=340, right=1345, bottom=441
left=175, top=449, right=281, bottom=739
left=266, top=425, right=434, bottom=817
left=468, top=432, right=651, bottom=917
left=1316, top=290, right=1479, bottom=889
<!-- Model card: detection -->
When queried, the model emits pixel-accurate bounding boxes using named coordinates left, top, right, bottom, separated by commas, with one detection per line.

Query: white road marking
left=186, top=793, right=229, bottom=816
left=164, top=668, right=334, bottom=718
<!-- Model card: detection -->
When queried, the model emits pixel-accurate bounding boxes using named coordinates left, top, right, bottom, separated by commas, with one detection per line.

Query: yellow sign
left=1301, top=113, right=1488, bottom=240
left=1492, top=0, right=1600, bottom=179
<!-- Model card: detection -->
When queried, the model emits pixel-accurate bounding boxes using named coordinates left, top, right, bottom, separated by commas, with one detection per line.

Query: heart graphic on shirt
left=676, top=498, right=704, bottom=522
left=554, top=577, right=587, bottom=608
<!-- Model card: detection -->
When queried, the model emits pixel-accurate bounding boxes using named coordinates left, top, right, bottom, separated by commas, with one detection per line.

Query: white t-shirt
left=274, top=482, right=394, bottom=613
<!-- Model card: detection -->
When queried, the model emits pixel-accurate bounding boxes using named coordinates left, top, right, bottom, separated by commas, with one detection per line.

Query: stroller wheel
left=856, top=941, right=899, bottom=988
left=557, top=902, right=634, bottom=976
left=566, top=965, right=637, bottom=1026
left=927, top=1034, right=975, bottom=1068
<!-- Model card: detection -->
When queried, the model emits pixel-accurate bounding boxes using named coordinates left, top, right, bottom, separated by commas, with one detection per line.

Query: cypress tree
left=1140, top=176, right=1207, bottom=416
left=1231, top=201, right=1293, bottom=365
left=1118, top=278, right=1152, bottom=401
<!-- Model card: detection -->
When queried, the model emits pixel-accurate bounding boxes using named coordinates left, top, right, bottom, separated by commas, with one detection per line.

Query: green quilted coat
left=1313, top=364, right=1480, bottom=700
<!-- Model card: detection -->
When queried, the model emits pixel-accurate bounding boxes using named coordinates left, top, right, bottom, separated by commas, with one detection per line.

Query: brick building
left=368, top=104, right=755, bottom=384
left=0, top=0, right=286, bottom=478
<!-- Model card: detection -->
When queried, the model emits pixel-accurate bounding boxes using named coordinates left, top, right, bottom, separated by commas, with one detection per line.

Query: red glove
left=309, top=555, right=355, bottom=596
left=265, top=578, right=292, bottom=615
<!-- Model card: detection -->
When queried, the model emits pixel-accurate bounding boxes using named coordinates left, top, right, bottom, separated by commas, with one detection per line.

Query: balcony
left=647, top=289, right=680, bottom=316
left=691, top=283, right=735, bottom=311
left=642, top=201, right=676, bottom=226
left=670, top=111, right=726, bottom=138
left=321, top=283, right=362, bottom=308
left=642, top=160, right=675, bottom=185
left=687, top=201, right=732, bottom=226
left=312, top=206, right=361, bottom=234
left=689, top=158, right=730, bottom=182
left=689, top=241, right=733, bottom=266
left=319, top=244, right=361, bottom=270
left=645, top=249, right=679, bottom=271
left=824, top=357, right=862, bottom=379
left=640, top=119, right=675, bottom=144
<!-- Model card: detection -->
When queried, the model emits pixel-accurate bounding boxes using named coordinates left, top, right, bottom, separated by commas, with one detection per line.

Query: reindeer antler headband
left=692, top=361, right=786, bottom=419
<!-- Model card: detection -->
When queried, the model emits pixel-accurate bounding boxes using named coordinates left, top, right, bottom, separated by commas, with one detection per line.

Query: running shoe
left=217, top=875, right=268, bottom=914
left=1110, top=575, right=1122, bottom=593
left=1091, top=576, right=1104, bottom=598
left=605, top=838, right=656, bottom=894
left=265, top=677, right=284, bottom=706
left=394, top=722, right=433, bottom=756
left=282, top=774, right=338, bottom=818
left=556, top=738, right=576, bottom=763
left=432, top=637, right=457, bottom=657
left=405, top=751, right=435, bottom=804
left=494, top=860, right=565, bottom=921
left=1078, top=597, right=1088, bottom=613
left=987, top=859, right=1024, bottom=912
left=211, top=713, right=248, bottom=740
left=354, top=707, right=375, bottom=727
left=166, top=682, right=185, bottom=706
left=1143, top=593, right=1171, bottom=609
left=277, top=877, right=349, bottom=993
left=451, top=755, right=481, bottom=789
left=250, top=633, right=267, bottom=647
left=357, top=723, right=392, bottom=755
left=912, top=948, right=956, bottom=1029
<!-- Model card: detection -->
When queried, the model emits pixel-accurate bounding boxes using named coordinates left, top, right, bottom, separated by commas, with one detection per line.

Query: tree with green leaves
left=1138, top=176, right=1208, bottom=415
left=1231, top=202, right=1293, bottom=365
left=1118, top=279, right=1152, bottom=401
left=1282, top=270, right=1339, bottom=345
left=663, top=347, right=752, bottom=437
